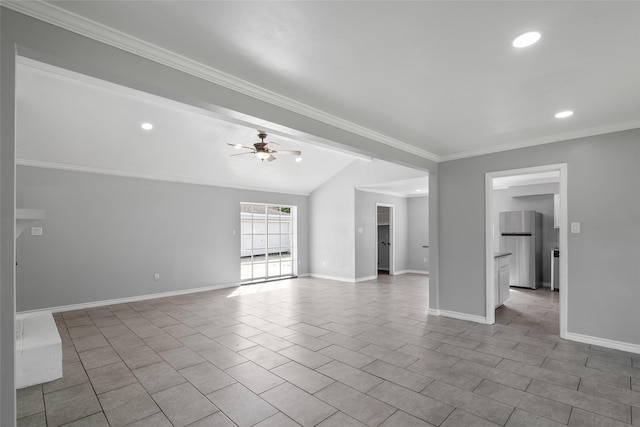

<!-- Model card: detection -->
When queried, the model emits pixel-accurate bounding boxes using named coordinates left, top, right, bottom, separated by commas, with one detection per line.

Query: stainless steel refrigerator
left=499, top=211, right=542, bottom=289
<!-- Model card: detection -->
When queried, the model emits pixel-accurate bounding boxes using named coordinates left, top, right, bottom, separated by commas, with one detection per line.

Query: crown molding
left=3, top=1, right=440, bottom=163
left=16, top=159, right=312, bottom=196
left=440, top=120, right=640, bottom=162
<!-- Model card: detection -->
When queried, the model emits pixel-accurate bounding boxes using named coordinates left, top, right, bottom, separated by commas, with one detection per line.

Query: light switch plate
left=31, top=227, right=43, bottom=236
left=570, top=222, right=581, bottom=233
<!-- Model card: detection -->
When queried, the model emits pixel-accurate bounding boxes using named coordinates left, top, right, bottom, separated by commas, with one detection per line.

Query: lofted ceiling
left=6, top=0, right=639, bottom=162
left=15, top=58, right=361, bottom=195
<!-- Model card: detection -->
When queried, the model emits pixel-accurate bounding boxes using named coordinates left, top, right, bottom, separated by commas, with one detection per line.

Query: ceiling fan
left=227, top=131, right=301, bottom=162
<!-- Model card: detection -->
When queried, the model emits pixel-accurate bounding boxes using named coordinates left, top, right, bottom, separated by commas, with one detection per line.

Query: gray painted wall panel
left=354, top=190, right=408, bottom=278
left=16, top=166, right=309, bottom=311
left=408, top=196, right=429, bottom=272
left=439, top=129, right=640, bottom=345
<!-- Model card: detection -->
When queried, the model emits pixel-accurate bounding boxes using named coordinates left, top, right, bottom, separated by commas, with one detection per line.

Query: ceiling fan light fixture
left=255, top=151, right=271, bottom=160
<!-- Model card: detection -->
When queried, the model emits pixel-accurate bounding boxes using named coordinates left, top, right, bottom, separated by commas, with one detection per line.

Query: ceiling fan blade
left=275, top=150, right=302, bottom=156
left=266, top=140, right=280, bottom=146
left=227, top=143, right=255, bottom=150
left=230, top=151, right=254, bottom=157
left=267, top=154, right=277, bottom=162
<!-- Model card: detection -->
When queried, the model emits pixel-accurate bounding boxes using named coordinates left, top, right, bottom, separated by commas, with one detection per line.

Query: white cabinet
left=495, top=254, right=511, bottom=308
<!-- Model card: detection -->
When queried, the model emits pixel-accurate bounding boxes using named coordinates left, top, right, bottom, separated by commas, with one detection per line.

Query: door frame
left=484, top=163, right=568, bottom=339
left=375, top=203, right=395, bottom=277
left=240, top=202, right=297, bottom=284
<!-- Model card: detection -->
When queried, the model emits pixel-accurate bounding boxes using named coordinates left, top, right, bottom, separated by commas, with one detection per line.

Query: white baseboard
left=355, top=275, right=377, bottom=283
left=395, top=269, right=429, bottom=275
left=427, top=308, right=439, bottom=316
left=565, top=332, right=640, bottom=355
left=297, top=273, right=311, bottom=278
left=17, top=282, right=239, bottom=315
left=309, top=273, right=355, bottom=283
left=434, top=309, right=488, bottom=325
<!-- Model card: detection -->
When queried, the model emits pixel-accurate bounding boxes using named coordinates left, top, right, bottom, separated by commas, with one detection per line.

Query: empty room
left=1, top=2, right=639, bottom=427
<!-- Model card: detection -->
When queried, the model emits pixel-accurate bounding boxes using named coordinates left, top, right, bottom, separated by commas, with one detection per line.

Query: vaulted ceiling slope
left=6, top=1, right=640, bottom=162
left=15, top=58, right=360, bottom=196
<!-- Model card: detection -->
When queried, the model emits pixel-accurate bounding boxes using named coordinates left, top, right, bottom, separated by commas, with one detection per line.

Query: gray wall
left=493, top=191, right=557, bottom=284
left=408, top=196, right=429, bottom=272
left=310, top=158, right=427, bottom=281
left=354, top=190, right=408, bottom=279
left=438, top=128, right=640, bottom=346
left=16, top=166, right=309, bottom=311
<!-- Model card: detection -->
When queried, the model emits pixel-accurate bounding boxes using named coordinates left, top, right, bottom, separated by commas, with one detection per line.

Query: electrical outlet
left=570, top=222, right=581, bottom=233
left=31, top=227, right=43, bottom=236
left=153, top=273, right=160, bottom=281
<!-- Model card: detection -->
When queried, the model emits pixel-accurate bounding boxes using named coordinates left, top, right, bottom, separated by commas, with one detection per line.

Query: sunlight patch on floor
left=227, top=279, right=293, bottom=298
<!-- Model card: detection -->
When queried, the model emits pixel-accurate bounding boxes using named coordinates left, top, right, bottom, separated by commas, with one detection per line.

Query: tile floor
left=16, top=275, right=640, bottom=426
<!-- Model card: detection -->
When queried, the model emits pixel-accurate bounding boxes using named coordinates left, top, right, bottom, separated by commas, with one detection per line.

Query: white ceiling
left=16, top=58, right=361, bottom=195
left=7, top=0, right=639, bottom=162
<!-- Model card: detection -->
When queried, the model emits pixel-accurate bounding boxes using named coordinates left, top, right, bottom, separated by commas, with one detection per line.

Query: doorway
left=376, top=204, right=394, bottom=276
left=485, top=164, right=568, bottom=339
left=240, top=203, right=297, bottom=283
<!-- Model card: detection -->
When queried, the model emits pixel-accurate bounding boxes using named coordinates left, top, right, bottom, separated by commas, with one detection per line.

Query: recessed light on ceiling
left=555, top=110, right=574, bottom=119
left=415, top=189, right=422, bottom=192
left=141, top=122, right=153, bottom=130
left=234, top=144, right=243, bottom=149
left=512, top=31, right=541, bottom=48
left=295, top=156, right=302, bottom=163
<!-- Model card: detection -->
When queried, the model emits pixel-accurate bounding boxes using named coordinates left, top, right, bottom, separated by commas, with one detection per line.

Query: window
left=240, top=203, right=296, bottom=283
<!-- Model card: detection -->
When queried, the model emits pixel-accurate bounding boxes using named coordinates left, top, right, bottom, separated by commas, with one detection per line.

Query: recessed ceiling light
left=234, top=144, right=243, bottom=149
left=141, top=122, right=153, bottom=130
left=555, top=110, right=574, bottom=119
left=415, top=189, right=422, bottom=192
left=295, top=156, right=302, bottom=162
left=512, top=31, right=541, bottom=48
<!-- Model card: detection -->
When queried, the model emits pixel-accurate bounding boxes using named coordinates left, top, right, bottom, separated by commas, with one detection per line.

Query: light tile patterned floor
left=17, top=275, right=640, bottom=426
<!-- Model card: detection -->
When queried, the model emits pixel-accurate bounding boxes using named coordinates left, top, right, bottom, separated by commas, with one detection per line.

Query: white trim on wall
left=7, top=2, right=639, bottom=165
left=3, top=1, right=439, bottom=163
left=396, top=269, right=429, bottom=275
left=17, top=282, right=240, bottom=316
left=439, top=120, right=640, bottom=162
left=309, top=273, right=356, bottom=283
left=355, top=275, right=378, bottom=283
left=16, top=159, right=311, bottom=196
left=566, top=332, right=640, bottom=356
left=485, top=164, right=568, bottom=338
left=434, top=309, right=488, bottom=325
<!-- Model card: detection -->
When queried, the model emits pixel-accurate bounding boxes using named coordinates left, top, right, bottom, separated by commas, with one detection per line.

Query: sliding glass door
left=240, top=203, right=296, bottom=283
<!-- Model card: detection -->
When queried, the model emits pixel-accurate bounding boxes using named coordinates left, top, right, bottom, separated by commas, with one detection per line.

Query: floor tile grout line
left=20, top=280, right=640, bottom=427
